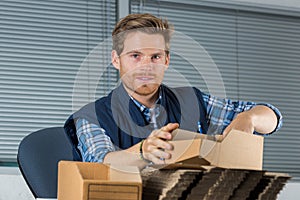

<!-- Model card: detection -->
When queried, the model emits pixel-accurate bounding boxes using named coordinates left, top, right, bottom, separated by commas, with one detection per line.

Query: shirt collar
left=130, top=87, right=162, bottom=122
left=130, top=87, right=162, bottom=111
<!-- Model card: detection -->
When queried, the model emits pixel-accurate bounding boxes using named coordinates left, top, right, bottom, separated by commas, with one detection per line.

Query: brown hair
left=112, top=13, right=173, bottom=55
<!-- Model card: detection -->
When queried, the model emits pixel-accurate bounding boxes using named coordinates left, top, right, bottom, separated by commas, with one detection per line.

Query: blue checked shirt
left=75, top=93, right=282, bottom=163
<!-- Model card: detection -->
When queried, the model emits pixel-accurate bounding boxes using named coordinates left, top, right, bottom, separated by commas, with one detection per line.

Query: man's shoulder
left=74, top=90, right=113, bottom=115
left=95, top=93, right=111, bottom=104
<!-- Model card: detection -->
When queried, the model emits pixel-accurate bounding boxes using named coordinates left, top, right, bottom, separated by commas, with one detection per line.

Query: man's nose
left=138, top=56, right=152, bottom=71
left=141, top=55, right=152, bottom=65
left=139, top=57, right=154, bottom=72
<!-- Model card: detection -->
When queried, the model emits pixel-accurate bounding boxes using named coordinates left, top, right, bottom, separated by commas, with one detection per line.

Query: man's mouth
left=136, top=76, right=155, bottom=82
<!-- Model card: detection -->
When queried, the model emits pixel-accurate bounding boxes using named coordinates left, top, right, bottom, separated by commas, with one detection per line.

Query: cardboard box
left=57, top=161, right=142, bottom=200
left=165, top=129, right=264, bottom=170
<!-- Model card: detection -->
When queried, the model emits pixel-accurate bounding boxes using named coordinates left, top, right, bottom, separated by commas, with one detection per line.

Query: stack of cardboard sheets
left=141, top=167, right=290, bottom=200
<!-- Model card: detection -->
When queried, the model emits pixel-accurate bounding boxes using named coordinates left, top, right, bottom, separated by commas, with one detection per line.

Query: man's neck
left=130, top=91, right=159, bottom=108
left=122, top=84, right=160, bottom=108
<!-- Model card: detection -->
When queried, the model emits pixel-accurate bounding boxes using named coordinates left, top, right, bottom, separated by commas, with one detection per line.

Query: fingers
left=222, top=112, right=255, bottom=138
left=146, top=148, right=172, bottom=165
left=147, top=134, right=173, bottom=150
left=152, top=123, right=179, bottom=140
left=146, top=152, right=168, bottom=165
left=222, top=124, right=231, bottom=138
left=143, top=140, right=172, bottom=164
left=161, top=123, right=179, bottom=132
left=152, top=129, right=172, bottom=141
left=143, top=123, right=179, bottom=164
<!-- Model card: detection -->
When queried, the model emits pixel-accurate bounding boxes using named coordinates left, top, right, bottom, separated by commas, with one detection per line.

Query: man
left=65, top=13, right=281, bottom=169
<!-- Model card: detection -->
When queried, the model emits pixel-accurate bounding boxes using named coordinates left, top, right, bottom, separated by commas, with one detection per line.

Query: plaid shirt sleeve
left=202, top=93, right=283, bottom=135
left=75, top=118, right=116, bottom=163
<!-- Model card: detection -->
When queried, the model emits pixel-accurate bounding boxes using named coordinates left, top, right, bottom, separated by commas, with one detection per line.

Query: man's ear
left=164, top=54, right=170, bottom=70
left=111, top=50, right=120, bottom=70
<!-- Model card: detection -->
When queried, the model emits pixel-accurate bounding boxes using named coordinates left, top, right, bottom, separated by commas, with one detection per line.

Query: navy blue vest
left=64, top=84, right=209, bottom=161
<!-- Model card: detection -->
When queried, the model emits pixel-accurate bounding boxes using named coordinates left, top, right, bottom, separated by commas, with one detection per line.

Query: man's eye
left=131, top=54, right=140, bottom=59
left=152, top=55, right=161, bottom=60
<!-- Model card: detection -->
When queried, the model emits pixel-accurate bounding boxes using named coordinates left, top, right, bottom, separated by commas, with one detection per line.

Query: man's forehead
left=123, top=31, right=166, bottom=52
left=123, top=48, right=166, bottom=54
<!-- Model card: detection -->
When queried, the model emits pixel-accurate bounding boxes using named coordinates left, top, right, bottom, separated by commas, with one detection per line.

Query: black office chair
left=17, top=127, right=75, bottom=198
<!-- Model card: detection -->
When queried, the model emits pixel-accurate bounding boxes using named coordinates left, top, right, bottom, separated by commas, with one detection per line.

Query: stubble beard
left=123, top=80, right=160, bottom=97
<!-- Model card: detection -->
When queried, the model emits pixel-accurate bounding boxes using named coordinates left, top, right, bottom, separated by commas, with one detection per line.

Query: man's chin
left=133, top=84, right=160, bottom=96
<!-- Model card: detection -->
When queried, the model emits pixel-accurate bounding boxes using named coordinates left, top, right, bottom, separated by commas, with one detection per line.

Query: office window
left=131, top=0, right=300, bottom=181
left=0, top=0, right=117, bottom=164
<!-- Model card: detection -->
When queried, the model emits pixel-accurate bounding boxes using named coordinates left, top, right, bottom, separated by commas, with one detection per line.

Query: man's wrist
left=139, top=139, right=151, bottom=163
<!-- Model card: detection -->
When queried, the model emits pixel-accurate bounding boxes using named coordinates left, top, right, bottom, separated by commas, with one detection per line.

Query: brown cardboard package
left=57, top=161, right=142, bottom=200
left=57, top=129, right=290, bottom=200
left=165, top=129, right=264, bottom=170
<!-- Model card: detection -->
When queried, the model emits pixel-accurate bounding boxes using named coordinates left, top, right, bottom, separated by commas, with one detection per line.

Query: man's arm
left=76, top=118, right=148, bottom=168
left=76, top=118, right=178, bottom=168
left=75, top=118, right=116, bottom=162
left=222, top=105, right=278, bottom=136
left=103, top=142, right=148, bottom=169
left=202, top=93, right=282, bottom=136
left=104, top=123, right=179, bottom=167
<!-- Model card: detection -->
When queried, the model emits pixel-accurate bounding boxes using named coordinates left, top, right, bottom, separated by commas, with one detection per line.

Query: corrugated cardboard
left=165, top=129, right=264, bottom=170
left=57, top=161, right=142, bottom=200
left=141, top=166, right=291, bottom=200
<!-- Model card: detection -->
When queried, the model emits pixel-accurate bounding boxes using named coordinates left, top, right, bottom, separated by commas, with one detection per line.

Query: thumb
left=222, top=124, right=232, bottom=138
left=162, top=123, right=179, bottom=132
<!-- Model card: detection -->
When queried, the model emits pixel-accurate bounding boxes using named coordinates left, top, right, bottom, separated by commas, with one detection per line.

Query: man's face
left=112, top=31, right=170, bottom=97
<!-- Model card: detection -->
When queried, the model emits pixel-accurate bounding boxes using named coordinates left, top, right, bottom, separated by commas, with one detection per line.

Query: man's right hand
left=142, top=123, right=179, bottom=164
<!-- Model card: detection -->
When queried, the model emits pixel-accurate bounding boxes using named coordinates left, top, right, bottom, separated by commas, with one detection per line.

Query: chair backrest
left=17, top=127, right=75, bottom=198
